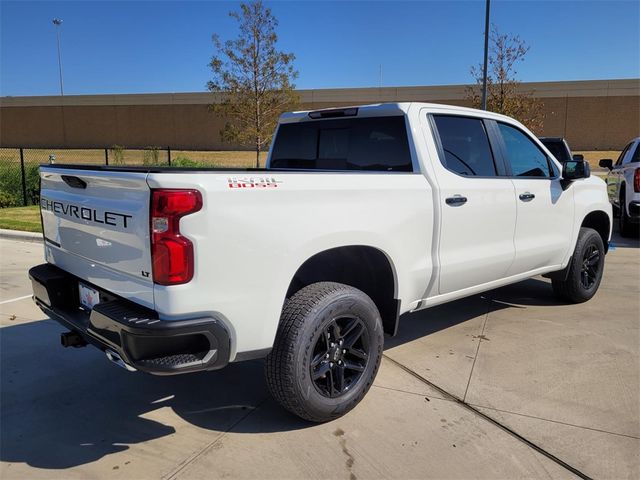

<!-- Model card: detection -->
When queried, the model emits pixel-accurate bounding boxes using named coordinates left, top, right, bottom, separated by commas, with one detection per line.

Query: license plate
left=79, top=283, right=100, bottom=310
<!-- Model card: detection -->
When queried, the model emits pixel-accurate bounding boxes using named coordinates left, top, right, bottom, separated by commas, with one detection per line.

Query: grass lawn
left=0, top=206, right=42, bottom=233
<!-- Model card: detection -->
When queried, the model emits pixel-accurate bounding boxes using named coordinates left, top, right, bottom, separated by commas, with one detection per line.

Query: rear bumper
left=28, top=263, right=230, bottom=375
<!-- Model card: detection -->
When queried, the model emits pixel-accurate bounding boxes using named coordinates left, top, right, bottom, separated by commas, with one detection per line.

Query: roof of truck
left=279, top=102, right=516, bottom=124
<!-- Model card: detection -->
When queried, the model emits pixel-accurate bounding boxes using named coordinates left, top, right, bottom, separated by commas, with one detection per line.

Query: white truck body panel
left=36, top=102, right=613, bottom=362
left=507, top=176, right=575, bottom=274
left=146, top=171, right=433, bottom=356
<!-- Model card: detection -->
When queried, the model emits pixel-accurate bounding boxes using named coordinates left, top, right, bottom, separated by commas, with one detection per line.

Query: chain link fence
left=0, top=147, right=260, bottom=207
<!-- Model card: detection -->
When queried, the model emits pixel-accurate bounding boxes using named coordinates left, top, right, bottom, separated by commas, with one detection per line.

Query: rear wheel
left=265, top=282, right=383, bottom=422
left=552, top=227, right=605, bottom=303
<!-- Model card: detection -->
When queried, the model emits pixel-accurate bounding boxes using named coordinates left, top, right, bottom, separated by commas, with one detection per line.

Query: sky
left=1, top=0, right=639, bottom=97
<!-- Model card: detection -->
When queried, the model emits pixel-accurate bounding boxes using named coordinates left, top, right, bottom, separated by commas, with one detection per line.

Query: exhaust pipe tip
left=60, top=331, right=87, bottom=348
left=105, top=350, right=137, bottom=372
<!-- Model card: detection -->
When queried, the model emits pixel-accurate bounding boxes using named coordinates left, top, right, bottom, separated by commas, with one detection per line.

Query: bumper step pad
left=29, top=263, right=231, bottom=375
left=138, top=353, right=202, bottom=369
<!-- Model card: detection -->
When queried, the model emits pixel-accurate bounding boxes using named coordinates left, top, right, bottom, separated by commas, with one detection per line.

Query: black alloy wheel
left=310, top=315, right=369, bottom=398
left=265, top=282, right=384, bottom=422
left=551, top=227, right=605, bottom=303
left=580, top=244, right=601, bottom=289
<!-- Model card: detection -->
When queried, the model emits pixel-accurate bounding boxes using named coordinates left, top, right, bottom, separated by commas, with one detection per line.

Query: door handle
left=445, top=195, right=467, bottom=206
left=519, top=192, right=535, bottom=201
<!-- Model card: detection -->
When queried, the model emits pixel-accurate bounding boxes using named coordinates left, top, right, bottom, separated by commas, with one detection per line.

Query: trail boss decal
left=228, top=177, right=282, bottom=189
left=40, top=197, right=132, bottom=229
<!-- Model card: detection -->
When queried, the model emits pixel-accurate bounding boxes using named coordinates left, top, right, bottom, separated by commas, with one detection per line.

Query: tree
left=467, top=25, right=544, bottom=132
left=208, top=1, right=299, bottom=167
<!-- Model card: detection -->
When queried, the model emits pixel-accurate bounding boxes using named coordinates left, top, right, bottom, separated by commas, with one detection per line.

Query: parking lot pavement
left=0, top=233, right=638, bottom=479
left=0, top=239, right=46, bottom=327
left=0, top=239, right=43, bottom=304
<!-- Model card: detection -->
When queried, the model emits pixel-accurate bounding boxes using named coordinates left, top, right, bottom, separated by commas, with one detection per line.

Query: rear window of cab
left=270, top=116, right=413, bottom=172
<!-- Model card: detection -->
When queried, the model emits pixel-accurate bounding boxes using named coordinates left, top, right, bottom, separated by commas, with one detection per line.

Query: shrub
left=143, top=146, right=161, bottom=165
left=0, top=164, right=25, bottom=207
left=110, top=145, right=125, bottom=165
left=171, top=155, right=201, bottom=167
left=0, top=163, right=41, bottom=207
left=25, top=164, right=41, bottom=205
left=0, top=191, right=20, bottom=208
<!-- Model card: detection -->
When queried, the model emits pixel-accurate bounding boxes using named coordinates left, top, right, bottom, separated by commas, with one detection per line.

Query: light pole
left=52, top=18, right=64, bottom=96
left=481, top=0, right=490, bottom=110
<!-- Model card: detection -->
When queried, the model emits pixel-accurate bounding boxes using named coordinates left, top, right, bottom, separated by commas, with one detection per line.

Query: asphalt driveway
left=0, top=230, right=638, bottom=479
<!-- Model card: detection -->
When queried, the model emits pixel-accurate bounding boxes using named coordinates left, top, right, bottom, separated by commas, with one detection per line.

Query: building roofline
left=1, top=78, right=638, bottom=108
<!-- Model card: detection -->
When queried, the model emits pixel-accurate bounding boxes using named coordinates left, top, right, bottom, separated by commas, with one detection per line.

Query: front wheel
left=552, top=227, right=605, bottom=303
left=265, top=282, right=384, bottom=422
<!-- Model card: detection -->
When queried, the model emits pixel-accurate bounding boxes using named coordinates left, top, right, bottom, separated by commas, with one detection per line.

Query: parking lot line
left=383, top=354, right=593, bottom=480
left=0, top=294, right=32, bottom=305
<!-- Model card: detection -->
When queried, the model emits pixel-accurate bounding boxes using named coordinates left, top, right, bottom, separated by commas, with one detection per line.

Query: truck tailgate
left=39, top=166, right=154, bottom=308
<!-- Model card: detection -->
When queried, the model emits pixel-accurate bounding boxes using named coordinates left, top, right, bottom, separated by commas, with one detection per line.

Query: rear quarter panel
left=146, top=172, right=433, bottom=358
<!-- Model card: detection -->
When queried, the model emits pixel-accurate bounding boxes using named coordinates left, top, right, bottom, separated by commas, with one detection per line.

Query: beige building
left=1, top=79, right=638, bottom=151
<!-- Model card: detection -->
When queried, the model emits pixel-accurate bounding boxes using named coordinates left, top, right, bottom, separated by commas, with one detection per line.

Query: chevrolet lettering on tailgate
left=40, top=197, right=132, bottom=229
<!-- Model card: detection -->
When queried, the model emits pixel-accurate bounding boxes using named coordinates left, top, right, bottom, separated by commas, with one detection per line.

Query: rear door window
left=432, top=115, right=498, bottom=177
left=270, top=116, right=413, bottom=171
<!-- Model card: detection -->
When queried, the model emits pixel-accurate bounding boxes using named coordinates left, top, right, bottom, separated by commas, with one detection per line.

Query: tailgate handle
left=61, top=175, right=87, bottom=189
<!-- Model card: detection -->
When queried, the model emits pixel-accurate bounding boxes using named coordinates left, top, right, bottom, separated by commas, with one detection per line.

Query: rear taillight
left=150, top=189, right=202, bottom=285
left=634, top=168, right=640, bottom=193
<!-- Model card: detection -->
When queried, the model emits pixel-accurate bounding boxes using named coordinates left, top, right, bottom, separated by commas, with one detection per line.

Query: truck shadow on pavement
left=610, top=230, right=640, bottom=249
left=0, top=277, right=600, bottom=470
left=385, top=277, right=562, bottom=351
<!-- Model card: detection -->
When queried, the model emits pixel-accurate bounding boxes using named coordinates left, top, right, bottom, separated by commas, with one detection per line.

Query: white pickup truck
left=30, top=103, right=612, bottom=422
left=599, top=137, right=640, bottom=237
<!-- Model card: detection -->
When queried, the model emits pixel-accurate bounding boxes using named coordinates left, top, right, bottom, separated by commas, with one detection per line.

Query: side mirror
left=563, top=160, right=590, bottom=181
left=572, top=154, right=584, bottom=161
left=598, top=159, right=613, bottom=170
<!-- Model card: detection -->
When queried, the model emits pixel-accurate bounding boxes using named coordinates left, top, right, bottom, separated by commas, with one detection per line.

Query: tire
left=265, top=282, right=384, bottom=422
left=619, top=191, right=636, bottom=238
left=552, top=227, right=605, bottom=303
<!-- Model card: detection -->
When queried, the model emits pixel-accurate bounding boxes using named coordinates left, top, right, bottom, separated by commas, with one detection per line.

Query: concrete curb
left=0, top=228, right=43, bottom=243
